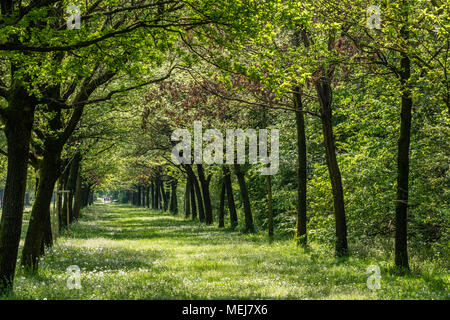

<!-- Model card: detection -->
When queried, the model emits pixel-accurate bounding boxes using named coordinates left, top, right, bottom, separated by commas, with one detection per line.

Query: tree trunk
left=81, top=185, right=90, bottom=208
left=267, top=175, right=274, bottom=237
left=0, top=85, right=36, bottom=293
left=151, top=181, right=156, bottom=209
left=127, top=190, right=131, bottom=204
left=160, top=181, right=169, bottom=211
left=185, top=165, right=204, bottom=221
left=22, top=150, right=60, bottom=271
left=34, top=172, right=39, bottom=197
left=165, top=184, right=170, bottom=211
left=57, top=179, right=63, bottom=228
left=157, top=180, right=161, bottom=209
left=233, top=164, right=254, bottom=233
left=291, top=27, right=308, bottom=246
left=25, top=192, right=30, bottom=206
left=73, top=166, right=82, bottom=220
left=137, top=185, right=142, bottom=206
left=223, top=166, right=238, bottom=229
left=196, top=164, right=213, bottom=225
left=261, top=109, right=274, bottom=237
left=0, top=189, right=4, bottom=211
left=294, top=87, right=307, bottom=245
left=156, top=180, right=161, bottom=209
left=395, top=23, right=412, bottom=270
left=142, top=186, right=146, bottom=207
left=42, top=204, right=53, bottom=250
left=190, top=176, right=197, bottom=220
left=316, top=77, right=348, bottom=257
left=185, top=177, right=191, bottom=218
left=59, top=168, right=69, bottom=229
left=88, top=186, right=92, bottom=205
left=64, top=153, right=81, bottom=223
left=170, top=181, right=178, bottom=214
left=143, top=186, right=146, bottom=207
left=88, top=191, right=94, bottom=205
left=218, top=179, right=226, bottom=228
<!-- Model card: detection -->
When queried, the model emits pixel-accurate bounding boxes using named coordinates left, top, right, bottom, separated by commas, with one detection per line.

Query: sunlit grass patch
left=2, top=203, right=448, bottom=300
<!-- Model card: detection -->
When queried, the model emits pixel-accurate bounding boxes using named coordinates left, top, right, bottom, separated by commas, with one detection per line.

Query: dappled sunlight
left=2, top=203, right=447, bottom=300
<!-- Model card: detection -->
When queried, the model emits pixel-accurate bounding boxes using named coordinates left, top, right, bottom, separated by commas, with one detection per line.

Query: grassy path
left=3, top=204, right=448, bottom=299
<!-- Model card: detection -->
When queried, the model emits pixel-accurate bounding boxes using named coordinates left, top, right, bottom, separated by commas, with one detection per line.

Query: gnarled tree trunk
left=22, top=148, right=61, bottom=271
left=0, top=82, right=36, bottom=293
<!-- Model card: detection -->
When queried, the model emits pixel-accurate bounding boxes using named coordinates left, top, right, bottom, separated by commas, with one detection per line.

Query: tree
left=170, top=179, right=178, bottom=214
left=329, top=0, right=448, bottom=269
left=218, top=178, right=226, bottom=228
left=233, top=164, right=254, bottom=233
left=222, top=166, right=238, bottom=229
left=184, top=176, right=192, bottom=218
left=1, top=0, right=259, bottom=292
left=185, top=165, right=205, bottom=222
left=196, top=164, right=213, bottom=225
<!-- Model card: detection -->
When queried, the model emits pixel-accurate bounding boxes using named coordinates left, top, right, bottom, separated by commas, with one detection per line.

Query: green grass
left=1, top=203, right=448, bottom=299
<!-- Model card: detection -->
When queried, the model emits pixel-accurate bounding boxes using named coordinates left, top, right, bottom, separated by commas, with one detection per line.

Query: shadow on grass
left=37, top=245, right=164, bottom=273
left=9, top=203, right=443, bottom=300
left=69, top=204, right=247, bottom=246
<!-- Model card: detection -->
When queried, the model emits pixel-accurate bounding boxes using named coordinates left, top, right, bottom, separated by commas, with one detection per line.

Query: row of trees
left=127, top=166, right=178, bottom=214
left=0, top=0, right=447, bottom=295
left=123, top=162, right=250, bottom=231
left=119, top=0, right=448, bottom=272
left=0, top=0, right=256, bottom=294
